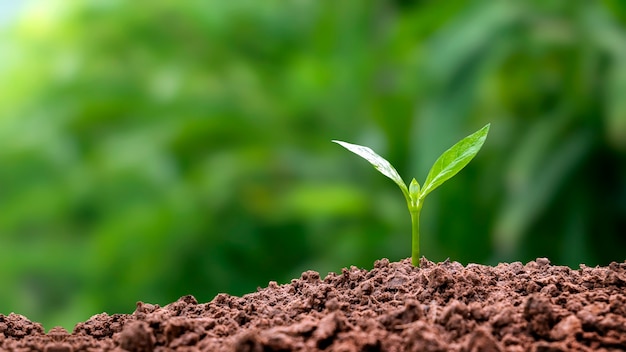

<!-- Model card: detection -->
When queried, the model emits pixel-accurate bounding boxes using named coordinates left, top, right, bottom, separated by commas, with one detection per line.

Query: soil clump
left=1, top=257, right=625, bottom=351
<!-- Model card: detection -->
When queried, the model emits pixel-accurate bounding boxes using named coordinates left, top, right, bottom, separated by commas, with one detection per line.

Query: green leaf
left=420, top=123, right=490, bottom=199
left=332, top=140, right=408, bottom=197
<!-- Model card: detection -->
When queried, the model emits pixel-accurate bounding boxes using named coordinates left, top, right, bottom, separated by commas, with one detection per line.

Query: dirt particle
left=116, top=321, right=155, bottom=352
left=357, top=280, right=374, bottom=295
left=47, top=326, right=70, bottom=342
left=540, top=284, right=559, bottom=297
left=312, top=312, right=345, bottom=349
left=526, top=281, right=541, bottom=294
left=550, top=315, right=582, bottom=341
left=133, top=302, right=159, bottom=319
left=44, top=343, right=73, bottom=352
left=301, top=270, right=321, bottom=283
left=437, top=300, right=468, bottom=327
left=374, top=258, right=390, bottom=268
left=524, top=295, right=556, bottom=338
left=380, top=299, right=424, bottom=329
left=401, top=321, right=445, bottom=352
left=533, top=341, right=569, bottom=352
left=385, top=273, right=409, bottom=291
left=466, top=328, right=502, bottom=352
left=231, top=331, right=264, bottom=352
left=427, top=267, right=453, bottom=290
left=536, top=258, right=551, bottom=267
left=325, top=297, right=341, bottom=311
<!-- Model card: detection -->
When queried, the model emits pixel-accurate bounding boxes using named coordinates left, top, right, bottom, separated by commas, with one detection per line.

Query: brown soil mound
left=1, top=258, right=625, bottom=351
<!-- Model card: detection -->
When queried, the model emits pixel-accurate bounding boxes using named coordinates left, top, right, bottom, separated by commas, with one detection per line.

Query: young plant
left=333, top=124, right=490, bottom=266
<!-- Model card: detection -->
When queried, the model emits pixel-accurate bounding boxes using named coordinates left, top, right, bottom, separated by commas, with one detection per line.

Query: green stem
left=410, top=204, right=422, bottom=266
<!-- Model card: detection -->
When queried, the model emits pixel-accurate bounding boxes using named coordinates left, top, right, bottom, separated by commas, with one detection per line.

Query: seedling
left=333, top=124, right=490, bottom=266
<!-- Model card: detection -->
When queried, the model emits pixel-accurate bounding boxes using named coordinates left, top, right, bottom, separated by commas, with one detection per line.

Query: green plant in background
left=334, top=124, right=490, bottom=266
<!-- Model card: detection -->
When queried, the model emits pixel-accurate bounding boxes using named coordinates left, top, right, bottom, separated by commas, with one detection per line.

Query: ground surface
left=1, top=258, right=625, bottom=351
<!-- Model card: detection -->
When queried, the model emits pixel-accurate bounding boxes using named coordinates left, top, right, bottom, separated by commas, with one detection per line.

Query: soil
left=1, top=258, right=625, bottom=352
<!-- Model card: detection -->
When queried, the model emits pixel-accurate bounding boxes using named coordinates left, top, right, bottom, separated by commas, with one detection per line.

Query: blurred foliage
left=1, top=0, right=625, bottom=330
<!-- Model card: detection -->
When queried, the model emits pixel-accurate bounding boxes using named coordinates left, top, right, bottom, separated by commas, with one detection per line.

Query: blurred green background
left=1, top=0, right=625, bottom=331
